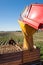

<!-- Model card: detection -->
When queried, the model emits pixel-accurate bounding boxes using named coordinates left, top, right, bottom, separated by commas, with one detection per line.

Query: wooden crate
left=0, top=48, right=40, bottom=65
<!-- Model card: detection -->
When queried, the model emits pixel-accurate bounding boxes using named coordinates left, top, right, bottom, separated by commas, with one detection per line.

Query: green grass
left=33, top=31, right=43, bottom=59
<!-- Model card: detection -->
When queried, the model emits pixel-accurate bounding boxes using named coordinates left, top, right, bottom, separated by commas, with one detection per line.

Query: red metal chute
left=20, top=4, right=43, bottom=30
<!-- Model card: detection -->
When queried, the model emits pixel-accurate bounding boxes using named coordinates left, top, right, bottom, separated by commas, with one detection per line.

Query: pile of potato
left=0, top=45, right=22, bottom=54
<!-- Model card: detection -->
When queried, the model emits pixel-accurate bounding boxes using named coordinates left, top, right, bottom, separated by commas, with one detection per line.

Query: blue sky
left=0, top=0, right=43, bottom=31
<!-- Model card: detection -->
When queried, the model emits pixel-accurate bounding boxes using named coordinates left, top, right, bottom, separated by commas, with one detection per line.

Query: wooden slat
left=23, top=48, right=40, bottom=55
left=23, top=55, right=40, bottom=63
left=0, top=60, right=22, bottom=65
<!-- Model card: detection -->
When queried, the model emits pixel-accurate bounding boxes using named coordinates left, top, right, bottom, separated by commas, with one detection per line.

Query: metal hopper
left=18, top=4, right=43, bottom=50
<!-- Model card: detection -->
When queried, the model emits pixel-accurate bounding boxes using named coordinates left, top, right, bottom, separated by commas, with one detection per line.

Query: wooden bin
left=0, top=48, right=40, bottom=65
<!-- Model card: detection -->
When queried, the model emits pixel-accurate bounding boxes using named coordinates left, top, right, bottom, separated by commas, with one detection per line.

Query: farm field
left=0, top=31, right=43, bottom=60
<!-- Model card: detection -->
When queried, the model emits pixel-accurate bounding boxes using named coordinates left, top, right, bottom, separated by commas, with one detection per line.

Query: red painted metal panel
left=20, top=4, right=43, bottom=30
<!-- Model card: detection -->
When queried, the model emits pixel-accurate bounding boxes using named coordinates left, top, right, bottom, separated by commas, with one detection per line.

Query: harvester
left=18, top=4, right=43, bottom=65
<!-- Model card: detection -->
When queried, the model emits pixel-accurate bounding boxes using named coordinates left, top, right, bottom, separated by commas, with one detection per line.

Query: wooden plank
left=0, top=60, right=22, bottom=65
left=23, top=56, right=40, bottom=63
left=23, top=49, right=40, bottom=55
left=0, top=51, right=22, bottom=58
left=23, top=55, right=40, bottom=59
left=23, top=53, right=40, bottom=58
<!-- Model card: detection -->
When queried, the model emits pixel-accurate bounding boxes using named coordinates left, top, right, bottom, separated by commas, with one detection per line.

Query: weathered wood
left=0, top=48, right=40, bottom=65
left=22, top=48, right=40, bottom=63
left=0, top=52, right=22, bottom=64
left=0, top=60, right=22, bottom=65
